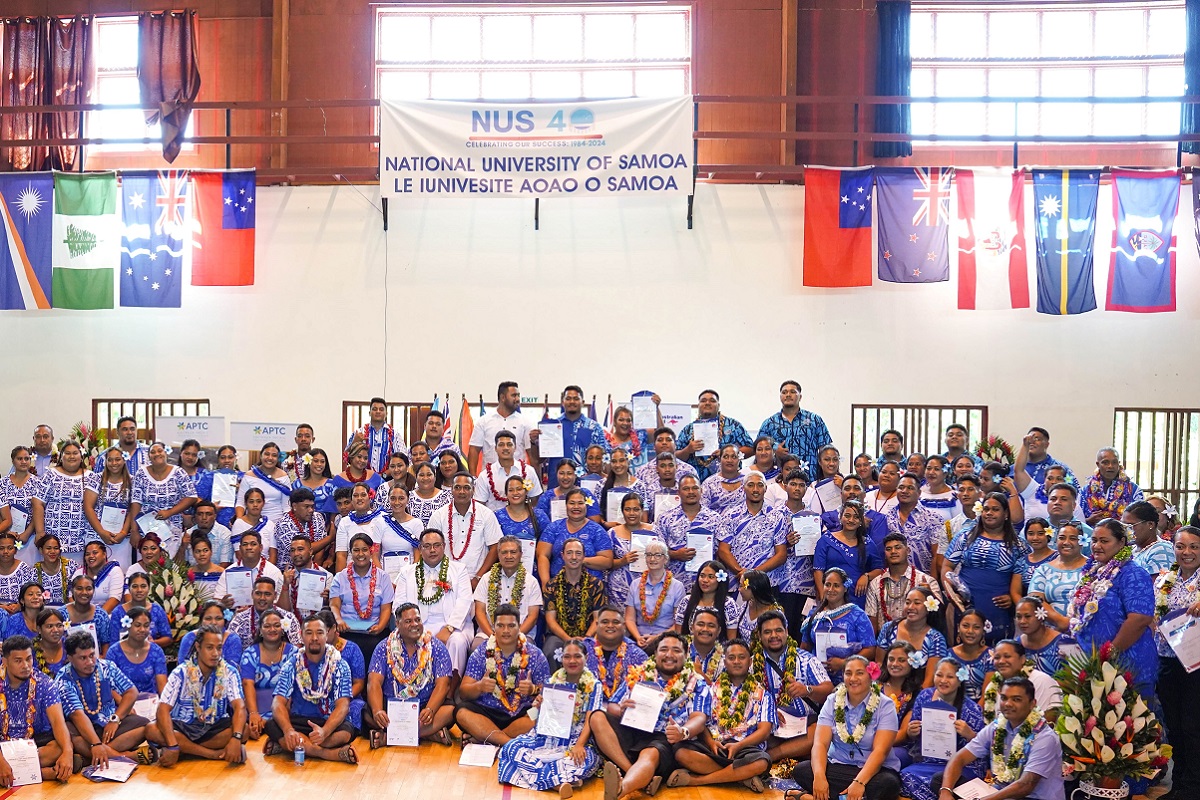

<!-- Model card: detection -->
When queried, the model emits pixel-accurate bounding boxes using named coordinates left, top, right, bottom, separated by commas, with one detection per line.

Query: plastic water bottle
left=294, top=745, right=305, bottom=766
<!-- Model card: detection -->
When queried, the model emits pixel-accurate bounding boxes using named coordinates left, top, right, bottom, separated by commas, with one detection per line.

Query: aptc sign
left=230, top=422, right=301, bottom=451
left=155, top=416, right=226, bottom=444
left=380, top=97, right=694, bottom=199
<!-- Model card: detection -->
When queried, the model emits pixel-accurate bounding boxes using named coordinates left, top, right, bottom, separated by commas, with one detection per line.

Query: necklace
left=594, top=640, right=628, bottom=699
left=386, top=631, right=433, bottom=698
left=486, top=563, right=526, bottom=622
left=348, top=563, right=379, bottom=620
left=486, top=462, right=528, bottom=503
left=1067, top=546, right=1134, bottom=636
left=288, top=511, right=315, bottom=542
left=294, top=645, right=341, bottom=715
left=833, top=683, right=883, bottom=745
left=184, top=660, right=228, bottom=724
left=553, top=573, right=594, bottom=637
left=982, top=660, right=1035, bottom=723
left=1155, top=563, right=1198, bottom=620
left=548, top=667, right=598, bottom=727
left=625, top=658, right=697, bottom=705
left=0, top=670, right=38, bottom=740
left=714, top=672, right=762, bottom=740
left=415, top=558, right=452, bottom=603
left=991, top=707, right=1045, bottom=783
left=73, top=668, right=104, bottom=717
left=879, top=567, right=915, bottom=622
left=690, top=641, right=724, bottom=683
left=872, top=490, right=896, bottom=512
left=484, top=634, right=530, bottom=713
left=637, top=570, right=674, bottom=624
left=446, top=502, right=477, bottom=561
left=752, top=638, right=800, bottom=709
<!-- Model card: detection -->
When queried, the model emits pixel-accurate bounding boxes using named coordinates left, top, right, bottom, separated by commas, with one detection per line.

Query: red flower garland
left=348, top=563, right=379, bottom=620
left=446, top=502, right=477, bottom=561
left=486, top=461, right=529, bottom=503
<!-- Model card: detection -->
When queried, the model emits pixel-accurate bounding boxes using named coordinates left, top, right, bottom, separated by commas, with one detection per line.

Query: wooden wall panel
left=795, top=0, right=873, bottom=168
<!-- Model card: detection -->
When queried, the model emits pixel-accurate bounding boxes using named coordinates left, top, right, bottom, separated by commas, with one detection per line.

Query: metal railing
left=850, top=404, right=989, bottom=464
left=1114, top=408, right=1200, bottom=522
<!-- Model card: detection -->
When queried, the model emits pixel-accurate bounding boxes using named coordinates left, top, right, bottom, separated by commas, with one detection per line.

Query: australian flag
left=1107, top=169, right=1179, bottom=313
left=876, top=167, right=953, bottom=283
left=120, top=170, right=188, bottom=308
left=1033, top=170, right=1098, bottom=315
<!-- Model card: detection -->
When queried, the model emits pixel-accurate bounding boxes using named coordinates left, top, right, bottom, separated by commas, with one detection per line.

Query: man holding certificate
left=589, top=632, right=712, bottom=800
left=934, top=677, right=1064, bottom=800
left=754, top=611, right=833, bottom=763
left=674, top=390, right=753, bottom=481
left=653, top=475, right=730, bottom=591
left=365, top=603, right=455, bottom=747
left=0, top=635, right=73, bottom=786
left=228, top=577, right=303, bottom=649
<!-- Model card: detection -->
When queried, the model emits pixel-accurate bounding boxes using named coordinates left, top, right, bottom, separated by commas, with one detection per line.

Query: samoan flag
left=1033, top=170, right=1099, bottom=315
left=876, top=166, right=954, bottom=283
left=120, top=170, right=189, bottom=308
left=0, top=174, right=53, bottom=310
left=1106, top=169, right=1180, bottom=313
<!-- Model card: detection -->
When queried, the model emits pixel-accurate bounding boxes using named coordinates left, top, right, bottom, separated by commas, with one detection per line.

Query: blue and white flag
left=876, top=167, right=953, bottom=283
left=0, top=174, right=53, bottom=310
left=1107, top=169, right=1179, bottom=313
left=1033, top=169, right=1099, bottom=315
left=120, top=170, right=188, bottom=308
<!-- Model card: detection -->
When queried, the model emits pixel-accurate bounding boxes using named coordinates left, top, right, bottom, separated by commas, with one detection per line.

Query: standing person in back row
left=346, top=398, right=406, bottom=474
left=470, top=382, right=539, bottom=471
left=757, top=381, right=832, bottom=477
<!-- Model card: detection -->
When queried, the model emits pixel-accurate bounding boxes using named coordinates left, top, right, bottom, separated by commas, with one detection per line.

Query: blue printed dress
left=899, top=689, right=986, bottom=800
left=240, top=642, right=297, bottom=720
left=105, top=641, right=168, bottom=694
left=1074, top=560, right=1158, bottom=695
left=946, top=648, right=994, bottom=701
left=498, top=672, right=603, bottom=791
left=1028, top=562, right=1086, bottom=616
left=813, top=532, right=883, bottom=609
left=944, top=532, right=1029, bottom=643
left=799, top=603, right=876, bottom=684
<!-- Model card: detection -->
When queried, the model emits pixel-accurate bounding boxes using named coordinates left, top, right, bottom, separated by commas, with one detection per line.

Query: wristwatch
left=232, top=731, right=244, bottom=741
left=108, top=713, right=120, bottom=723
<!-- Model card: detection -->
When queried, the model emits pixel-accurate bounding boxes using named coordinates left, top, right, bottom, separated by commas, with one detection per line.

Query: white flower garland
left=833, top=683, right=883, bottom=745
left=991, top=707, right=1044, bottom=783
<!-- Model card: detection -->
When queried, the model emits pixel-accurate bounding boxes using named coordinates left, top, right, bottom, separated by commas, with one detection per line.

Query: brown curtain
left=138, top=10, right=201, bottom=164
left=0, top=15, right=94, bottom=172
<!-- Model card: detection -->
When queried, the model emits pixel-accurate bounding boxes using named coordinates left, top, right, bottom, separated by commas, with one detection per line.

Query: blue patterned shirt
left=161, top=659, right=244, bottom=724
left=464, top=641, right=551, bottom=714
left=756, top=409, right=833, bottom=477
left=55, top=660, right=134, bottom=724
left=273, top=646, right=354, bottom=718
left=546, top=415, right=608, bottom=489
left=0, top=672, right=61, bottom=738
left=676, top=416, right=753, bottom=480
left=368, top=635, right=453, bottom=706
left=609, top=671, right=713, bottom=732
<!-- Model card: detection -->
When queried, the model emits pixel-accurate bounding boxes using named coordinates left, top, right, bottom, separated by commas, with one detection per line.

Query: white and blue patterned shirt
left=132, top=465, right=197, bottom=533
left=35, top=469, right=89, bottom=552
left=55, top=660, right=134, bottom=725
left=161, top=659, right=244, bottom=724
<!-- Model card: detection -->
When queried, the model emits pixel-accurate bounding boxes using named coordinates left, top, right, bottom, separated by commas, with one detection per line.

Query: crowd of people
left=0, top=381, right=1191, bottom=800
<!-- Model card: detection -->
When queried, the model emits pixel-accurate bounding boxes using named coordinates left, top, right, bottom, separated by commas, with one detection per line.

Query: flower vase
left=1077, top=777, right=1129, bottom=800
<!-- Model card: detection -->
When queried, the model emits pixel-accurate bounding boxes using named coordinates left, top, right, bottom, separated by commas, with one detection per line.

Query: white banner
left=230, top=422, right=301, bottom=452
left=659, top=404, right=692, bottom=436
left=155, top=416, right=226, bottom=445
left=380, top=97, right=694, bottom=199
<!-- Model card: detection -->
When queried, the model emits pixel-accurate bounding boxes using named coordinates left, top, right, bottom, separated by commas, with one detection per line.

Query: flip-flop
left=434, top=728, right=452, bottom=747
left=646, top=775, right=663, bottom=796
left=742, top=776, right=765, bottom=793
left=558, top=784, right=574, bottom=799
left=369, top=730, right=385, bottom=750
left=338, top=745, right=358, bottom=765
left=667, top=769, right=691, bottom=788
left=134, top=743, right=160, bottom=766
left=262, top=739, right=283, bottom=757
left=603, top=761, right=621, bottom=800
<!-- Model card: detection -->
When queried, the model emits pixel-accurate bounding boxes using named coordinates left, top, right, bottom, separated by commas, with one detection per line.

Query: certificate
left=520, top=539, right=536, bottom=575
left=1161, top=611, right=1200, bottom=672
left=8, top=508, right=27, bottom=535
left=606, top=492, right=627, bottom=523
left=459, top=743, right=498, bottom=767
left=580, top=478, right=602, bottom=498
left=0, top=738, right=41, bottom=785
left=628, top=533, right=657, bottom=574
left=223, top=567, right=254, bottom=608
left=538, top=423, right=565, bottom=459
left=159, top=528, right=183, bottom=560
left=535, top=685, right=577, bottom=740
left=685, top=532, right=713, bottom=572
left=386, top=699, right=420, bottom=746
left=953, top=778, right=998, bottom=800
left=211, top=471, right=239, bottom=507
left=296, top=569, right=330, bottom=614
left=776, top=709, right=808, bottom=739
left=621, top=683, right=667, bottom=732
left=791, top=515, right=821, bottom=557
left=1057, top=636, right=1084, bottom=663
left=83, top=757, right=138, bottom=782
left=654, top=494, right=680, bottom=519
left=67, top=622, right=99, bottom=652
left=137, top=512, right=169, bottom=538
left=383, top=553, right=411, bottom=580
left=814, top=631, right=848, bottom=663
left=100, top=505, right=127, bottom=533
left=133, top=695, right=159, bottom=720
left=550, top=499, right=567, bottom=522
left=631, top=396, right=657, bottom=430
left=812, top=477, right=843, bottom=513
left=693, top=420, right=719, bottom=456
left=920, top=701, right=958, bottom=760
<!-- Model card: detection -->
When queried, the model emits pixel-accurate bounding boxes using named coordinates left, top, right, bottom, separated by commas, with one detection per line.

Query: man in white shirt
left=469, top=381, right=537, bottom=469
left=471, top=535, right=543, bottom=647
left=216, top=529, right=285, bottom=608
left=474, top=431, right=543, bottom=511
left=429, top=473, right=503, bottom=589
left=186, top=500, right=234, bottom=566
left=394, top=529, right=475, bottom=678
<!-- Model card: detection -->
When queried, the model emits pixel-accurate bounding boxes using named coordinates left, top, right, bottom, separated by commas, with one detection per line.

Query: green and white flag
left=51, top=172, right=119, bottom=309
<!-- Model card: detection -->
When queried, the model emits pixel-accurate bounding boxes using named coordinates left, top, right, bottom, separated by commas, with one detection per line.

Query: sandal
left=646, top=775, right=663, bottom=796
left=667, top=769, right=692, bottom=788
left=433, top=728, right=452, bottom=747
left=262, top=739, right=283, bottom=757
left=338, top=745, right=358, bottom=765
left=742, top=776, right=766, bottom=793
left=369, top=730, right=385, bottom=750
left=603, top=761, right=621, bottom=800
left=135, top=743, right=160, bottom=766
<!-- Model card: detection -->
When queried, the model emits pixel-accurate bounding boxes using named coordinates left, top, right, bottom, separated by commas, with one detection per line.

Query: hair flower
left=1035, top=605, right=1048, bottom=620
left=196, top=450, right=206, bottom=459
left=715, top=570, right=728, bottom=582
left=924, top=595, right=940, bottom=612
left=553, top=647, right=564, bottom=663
left=302, top=453, right=313, bottom=465
left=983, top=619, right=993, bottom=634
left=865, top=661, right=882, bottom=681
left=972, top=500, right=984, bottom=517
left=522, top=478, right=534, bottom=492
left=908, top=650, right=928, bottom=669
left=956, top=665, right=970, bottom=682
left=163, top=445, right=173, bottom=455
left=121, top=615, right=133, bottom=630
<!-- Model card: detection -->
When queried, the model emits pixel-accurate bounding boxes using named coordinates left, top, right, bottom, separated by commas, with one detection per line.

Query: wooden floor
left=14, top=735, right=786, bottom=800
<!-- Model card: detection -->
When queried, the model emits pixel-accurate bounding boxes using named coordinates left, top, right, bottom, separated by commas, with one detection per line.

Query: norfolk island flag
left=51, top=172, right=119, bottom=309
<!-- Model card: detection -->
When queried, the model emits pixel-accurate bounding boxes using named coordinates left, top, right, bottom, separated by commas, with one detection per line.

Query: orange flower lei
left=485, top=633, right=531, bottom=713
left=637, top=568, right=674, bottom=624
left=594, top=639, right=628, bottom=699
left=348, top=563, right=379, bottom=620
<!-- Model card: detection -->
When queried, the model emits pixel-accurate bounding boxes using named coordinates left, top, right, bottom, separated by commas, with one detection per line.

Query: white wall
left=2, top=180, right=1197, bottom=478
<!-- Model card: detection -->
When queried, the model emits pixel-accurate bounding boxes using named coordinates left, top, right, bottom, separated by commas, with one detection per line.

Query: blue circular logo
left=569, top=109, right=594, bottom=131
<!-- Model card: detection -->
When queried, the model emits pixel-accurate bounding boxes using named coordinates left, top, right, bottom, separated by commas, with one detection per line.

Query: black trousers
left=792, top=760, right=902, bottom=800
left=1160, top=655, right=1200, bottom=798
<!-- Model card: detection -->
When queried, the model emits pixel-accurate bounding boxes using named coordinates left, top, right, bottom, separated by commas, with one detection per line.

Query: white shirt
left=186, top=522, right=234, bottom=565
left=470, top=410, right=534, bottom=466
left=285, top=563, right=333, bottom=617
left=473, top=461, right=544, bottom=511
left=235, top=470, right=291, bottom=520
left=765, top=482, right=788, bottom=509
left=335, top=513, right=388, bottom=553
left=230, top=517, right=277, bottom=554
left=394, top=558, right=474, bottom=634
left=864, top=488, right=899, bottom=515
left=427, top=500, right=503, bottom=577
left=1019, top=481, right=1085, bottom=523
left=918, top=488, right=962, bottom=523
left=71, top=564, right=124, bottom=605
left=472, top=567, right=544, bottom=623
left=1029, top=667, right=1063, bottom=712
left=215, top=558, right=285, bottom=605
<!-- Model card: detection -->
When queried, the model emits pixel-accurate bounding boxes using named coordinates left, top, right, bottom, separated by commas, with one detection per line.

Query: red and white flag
left=956, top=168, right=1028, bottom=310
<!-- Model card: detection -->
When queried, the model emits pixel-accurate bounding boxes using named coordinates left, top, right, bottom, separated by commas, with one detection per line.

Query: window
left=1114, top=408, right=1200, bottom=521
left=90, top=17, right=192, bottom=151
left=850, top=405, right=987, bottom=464
left=374, top=5, right=692, bottom=104
left=92, top=398, right=211, bottom=444
left=911, top=3, right=1185, bottom=141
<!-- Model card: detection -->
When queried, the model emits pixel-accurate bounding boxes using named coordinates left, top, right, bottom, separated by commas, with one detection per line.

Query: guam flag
left=0, top=174, right=53, bottom=310
left=1033, top=170, right=1099, bottom=315
left=876, top=167, right=953, bottom=283
left=1106, top=169, right=1179, bottom=313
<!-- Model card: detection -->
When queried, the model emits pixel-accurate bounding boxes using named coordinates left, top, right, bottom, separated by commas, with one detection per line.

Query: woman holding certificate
left=0, top=446, right=41, bottom=565
left=1154, top=525, right=1200, bottom=800
left=241, top=608, right=297, bottom=741
left=609, top=493, right=651, bottom=608
left=235, top=442, right=293, bottom=521
left=83, top=448, right=136, bottom=569
left=899, top=658, right=985, bottom=800
left=598, top=449, right=648, bottom=530
left=800, top=568, right=877, bottom=685
left=130, top=442, right=197, bottom=555
left=31, top=441, right=89, bottom=564
left=0, top=532, right=34, bottom=612
left=700, top=446, right=747, bottom=515
left=498, top=638, right=603, bottom=794
left=787, top=654, right=903, bottom=800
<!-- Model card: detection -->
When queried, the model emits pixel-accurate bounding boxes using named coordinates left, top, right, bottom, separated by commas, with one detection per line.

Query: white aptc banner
left=155, top=416, right=226, bottom=445
left=230, top=422, right=301, bottom=451
left=380, top=96, right=694, bottom=199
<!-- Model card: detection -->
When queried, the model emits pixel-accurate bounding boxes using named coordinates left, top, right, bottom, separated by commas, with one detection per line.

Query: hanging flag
left=191, top=170, right=256, bottom=286
left=956, top=168, right=1028, bottom=310
left=802, top=166, right=873, bottom=287
left=51, top=172, right=119, bottom=310
left=1106, top=169, right=1179, bottom=313
left=1033, top=170, right=1099, bottom=315
left=876, top=166, right=953, bottom=283
left=0, top=174, right=53, bottom=310
left=120, top=170, right=188, bottom=308
left=604, top=398, right=614, bottom=432
left=457, top=397, right=476, bottom=472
